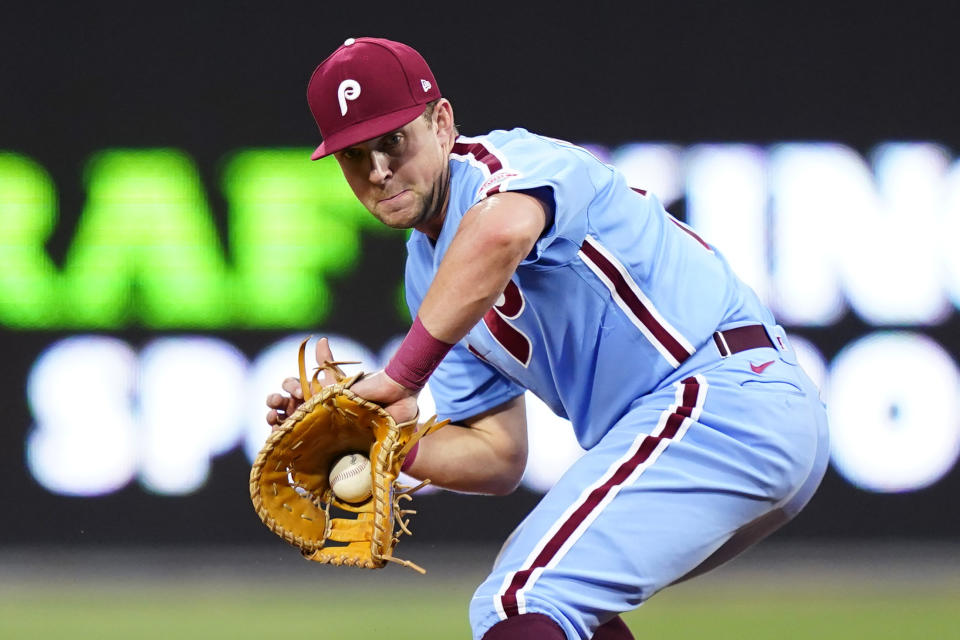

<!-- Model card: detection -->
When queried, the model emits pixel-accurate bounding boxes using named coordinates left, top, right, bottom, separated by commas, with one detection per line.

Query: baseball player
left=266, top=37, right=830, bottom=640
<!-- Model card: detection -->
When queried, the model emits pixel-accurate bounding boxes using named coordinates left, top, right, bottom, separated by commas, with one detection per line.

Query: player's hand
left=265, top=376, right=305, bottom=429
left=349, top=370, right=420, bottom=425
left=265, top=337, right=340, bottom=429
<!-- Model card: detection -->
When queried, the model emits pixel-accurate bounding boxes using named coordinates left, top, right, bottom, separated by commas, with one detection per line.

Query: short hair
left=422, top=98, right=440, bottom=122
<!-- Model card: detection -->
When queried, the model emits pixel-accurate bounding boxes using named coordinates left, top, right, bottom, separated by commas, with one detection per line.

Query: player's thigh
left=470, top=371, right=824, bottom=639
left=678, top=384, right=830, bottom=582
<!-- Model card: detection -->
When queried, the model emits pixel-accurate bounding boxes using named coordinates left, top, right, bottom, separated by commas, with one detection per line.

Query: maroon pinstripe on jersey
left=496, top=375, right=706, bottom=619
left=452, top=138, right=516, bottom=197
left=578, top=236, right=694, bottom=368
left=668, top=216, right=713, bottom=253
left=453, top=140, right=504, bottom=173
left=632, top=186, right=713, bottom=253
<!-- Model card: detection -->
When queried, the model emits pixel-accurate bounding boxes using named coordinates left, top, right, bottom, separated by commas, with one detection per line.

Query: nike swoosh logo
left=750, top=360, right=775, bottom=374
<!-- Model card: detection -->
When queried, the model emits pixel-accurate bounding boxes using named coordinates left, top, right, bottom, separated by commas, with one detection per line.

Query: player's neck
left=416, top=215, right=445, bottom=241
left=414, top=163, right=452, bottom=241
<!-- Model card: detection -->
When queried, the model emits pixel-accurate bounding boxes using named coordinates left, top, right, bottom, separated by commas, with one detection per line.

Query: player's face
left=334, top=100, right=456, bottom=238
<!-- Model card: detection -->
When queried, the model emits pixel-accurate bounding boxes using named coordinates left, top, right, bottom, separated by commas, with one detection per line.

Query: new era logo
left=421, top=78, right=432, bottom=92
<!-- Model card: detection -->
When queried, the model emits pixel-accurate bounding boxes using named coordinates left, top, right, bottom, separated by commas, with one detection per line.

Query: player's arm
left=348, top=191, right=548, bottom=420
left=415, top=190, right=548, bottom=342
left=266, top=339, right=530, bottom=495
left=338, top=192, right=544, bottom=492
left=402, top=395, right=528, bottom=495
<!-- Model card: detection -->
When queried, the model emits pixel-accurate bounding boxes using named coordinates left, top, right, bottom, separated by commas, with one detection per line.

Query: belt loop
left=713, top=331, right=731, bottom=358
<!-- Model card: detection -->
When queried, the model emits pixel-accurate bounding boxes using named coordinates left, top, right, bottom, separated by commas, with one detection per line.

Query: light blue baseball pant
left=470, top=329, right=830, bottom=640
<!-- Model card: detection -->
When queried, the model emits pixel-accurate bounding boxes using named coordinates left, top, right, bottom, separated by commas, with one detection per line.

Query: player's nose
left=369, top=151, right=393, bottom=184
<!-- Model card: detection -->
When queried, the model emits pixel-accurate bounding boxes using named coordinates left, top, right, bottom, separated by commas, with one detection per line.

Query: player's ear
left=434, top=98, right=456, bottom=145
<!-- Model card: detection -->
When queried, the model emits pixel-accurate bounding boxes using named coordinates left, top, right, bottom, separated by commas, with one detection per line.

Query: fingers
left=315, top=336, right=334, bottom=365
left=266, top=409, right=281, bottom=428
left=265, top=380, right=304, bottom=427
left=281, top=377, right=304, bottom=399
left=315, top=337, right=338, bottom=386
left=264, top=338, right=340, bottom=430
left=266, top=391, right=292, bottom=410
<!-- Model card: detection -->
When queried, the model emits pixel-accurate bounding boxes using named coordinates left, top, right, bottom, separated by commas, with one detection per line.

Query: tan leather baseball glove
left=249, top=338, right=448, bottom=573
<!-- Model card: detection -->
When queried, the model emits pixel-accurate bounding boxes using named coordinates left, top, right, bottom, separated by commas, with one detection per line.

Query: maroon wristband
left=401, top=441, right=419, bottom=473
left=384, top=316, right=454, bottom=391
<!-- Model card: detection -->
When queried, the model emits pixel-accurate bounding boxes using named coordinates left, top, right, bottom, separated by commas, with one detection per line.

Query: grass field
left=2, top=544, right=957, bottom=639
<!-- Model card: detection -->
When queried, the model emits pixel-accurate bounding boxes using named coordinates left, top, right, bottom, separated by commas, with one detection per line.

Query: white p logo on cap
left=337, top=79, right=361, bottom=116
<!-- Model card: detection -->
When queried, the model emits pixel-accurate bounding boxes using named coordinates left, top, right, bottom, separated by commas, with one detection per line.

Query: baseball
left=329, top=453, right=372, bottom=503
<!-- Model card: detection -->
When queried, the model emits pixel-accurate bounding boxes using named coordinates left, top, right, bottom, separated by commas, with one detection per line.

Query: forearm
left=405, top=396, right=528, bottom=495
left=381, top=195, right=543, bottom=480
left=407, top=425, right=524, bottom=495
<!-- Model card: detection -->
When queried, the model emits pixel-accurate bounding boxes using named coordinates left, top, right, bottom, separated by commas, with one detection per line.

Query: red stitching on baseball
left=333, top=457, right=368, bottom=483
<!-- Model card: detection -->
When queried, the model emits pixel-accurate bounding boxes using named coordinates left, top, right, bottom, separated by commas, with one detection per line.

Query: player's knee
left=470, top=589, right=575, bottom=639
left=591, top=616, right=635, bottom=640
left=481, top=613, right=566, bottom=639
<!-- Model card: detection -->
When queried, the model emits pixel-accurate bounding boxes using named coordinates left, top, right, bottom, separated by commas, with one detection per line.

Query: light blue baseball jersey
left=404, top=128, right=774, bottom=447
left=403, top=128, right=830, bottom=639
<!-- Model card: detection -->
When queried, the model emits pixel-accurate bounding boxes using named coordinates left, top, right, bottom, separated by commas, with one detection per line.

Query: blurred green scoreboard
left=3, top=140, right=960, bottom=542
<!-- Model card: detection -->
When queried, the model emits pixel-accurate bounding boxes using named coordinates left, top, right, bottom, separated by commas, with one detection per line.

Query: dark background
left=2, top=1, right=959, bottom=547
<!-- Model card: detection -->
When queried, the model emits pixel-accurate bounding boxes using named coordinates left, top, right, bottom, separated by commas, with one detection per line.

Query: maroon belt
left=712, top=324, right=775, bottom=357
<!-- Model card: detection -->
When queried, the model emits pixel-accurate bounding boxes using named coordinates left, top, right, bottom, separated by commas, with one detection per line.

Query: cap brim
left=310, top=104, right=429, bottom=160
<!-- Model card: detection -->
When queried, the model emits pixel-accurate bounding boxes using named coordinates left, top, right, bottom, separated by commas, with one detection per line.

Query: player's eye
left=383, top=133, right=403, bottom=149
left=340, top=148, right=363, bottom=161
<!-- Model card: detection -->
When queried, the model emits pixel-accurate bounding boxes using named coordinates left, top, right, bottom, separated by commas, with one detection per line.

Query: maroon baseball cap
left=307, top=37, right=441, bottom=160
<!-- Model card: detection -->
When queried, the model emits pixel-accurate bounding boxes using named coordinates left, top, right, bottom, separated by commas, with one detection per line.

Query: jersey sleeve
left=484, top=131, right=602, bottom=268
left=403, top=236, right=525, bottom=422
left=426, top=342, right=526, bottom=422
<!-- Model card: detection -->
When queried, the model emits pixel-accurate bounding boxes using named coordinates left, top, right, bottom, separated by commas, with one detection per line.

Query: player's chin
left=374, top=203, right=424, bottom=230
left=375, top=212, right=415, bottom=230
